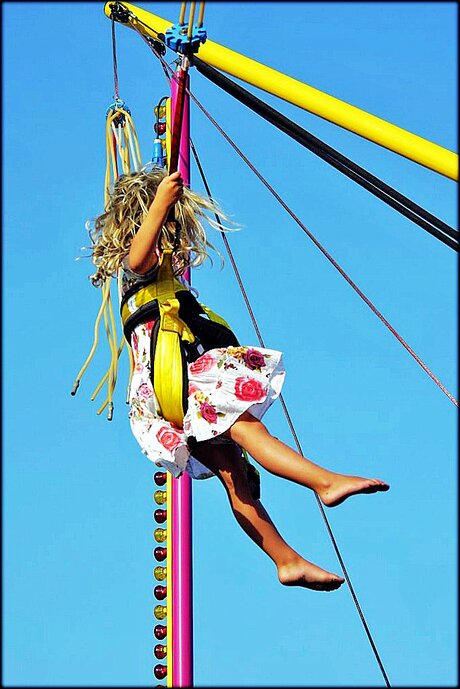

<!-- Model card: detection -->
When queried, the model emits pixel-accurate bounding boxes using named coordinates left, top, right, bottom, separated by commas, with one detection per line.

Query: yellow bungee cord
left=71, top=102, right=142, bottom=419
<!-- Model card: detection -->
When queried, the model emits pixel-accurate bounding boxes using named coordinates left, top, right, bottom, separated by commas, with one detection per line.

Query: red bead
left=154, top=509, right=167, bottom=523
left=154, top=644, right=167, bottom=659
left=154, top=624, right=167, bottom=640
left=154, top=585, right=167, bottom=600
left=154, top=121, right=167, bottom=135
left=154, top=472, right=167, bottom=486
left=154, top=664, right=167, bottom=680
left=154, top=547, right=167, bottom=561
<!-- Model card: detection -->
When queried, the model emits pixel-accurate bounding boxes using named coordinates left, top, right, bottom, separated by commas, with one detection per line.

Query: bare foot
left=278, top=558, right=345, bottom=591
left=319, top=474, right=390, bottom=507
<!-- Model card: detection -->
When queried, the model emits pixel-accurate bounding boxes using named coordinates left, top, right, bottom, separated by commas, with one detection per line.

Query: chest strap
left=153, top=250, right=195, bottom=426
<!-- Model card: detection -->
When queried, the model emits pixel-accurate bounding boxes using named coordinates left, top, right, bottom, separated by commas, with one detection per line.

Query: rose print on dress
left=243, top=348, right=266, bottom=371
left=189, top=352, right=216, bottom=375
left=188, top=382, right=200, bottom=395
left=234, top=376, right=266, bottom=402
left=156, top=426, right=182, bottom=451
left=200, top=401, right=218, bottom=424
left=137, top=382, right=151, bottom=398
left=218, top=346, right=243, bottom=370
left=226, top=346, right=246, bottom=359
left=193, top=391, right=224, bottom=424
left=218, top=346, right=270, bottom=373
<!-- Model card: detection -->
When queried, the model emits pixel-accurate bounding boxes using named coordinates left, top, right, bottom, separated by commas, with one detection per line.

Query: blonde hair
left=88, top=166, right=230, bottom=286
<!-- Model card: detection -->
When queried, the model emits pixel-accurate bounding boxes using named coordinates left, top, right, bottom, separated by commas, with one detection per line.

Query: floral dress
left=122, top=261, right=286, bottom=480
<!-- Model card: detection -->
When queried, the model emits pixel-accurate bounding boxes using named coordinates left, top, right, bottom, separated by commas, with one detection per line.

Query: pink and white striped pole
left=171, top=67, right=193, bottom=688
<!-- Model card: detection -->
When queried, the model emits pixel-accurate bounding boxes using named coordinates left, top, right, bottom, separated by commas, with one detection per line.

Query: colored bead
left=154, top=604, right=167, bottom=620
left=154, top=490, right=167, bottom=505
left=154, top=644, right=167, bottom=659
left=154, top=664, right=167, bottom=680
left=154, top=527, right=167, bottom=542
left=154, top=624, right=167, bottom=640
left=154, top=585, right=167, bottom=600
left=154, top=122, right=167, bottom=136
left=154, top=509, right=167, bottom=523
left=154, top=472, right=167, bottom=486
left=154, top=547, right=167, bottom=561
left=153, top=566, right=167, bottom=581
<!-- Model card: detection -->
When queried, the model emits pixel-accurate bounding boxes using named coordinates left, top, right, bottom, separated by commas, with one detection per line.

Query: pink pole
left=171, top=68, right=193, bottom=688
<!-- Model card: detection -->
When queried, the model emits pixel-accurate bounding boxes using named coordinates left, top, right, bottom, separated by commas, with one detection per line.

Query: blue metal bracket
left=164, top=23, right=207, bottom=55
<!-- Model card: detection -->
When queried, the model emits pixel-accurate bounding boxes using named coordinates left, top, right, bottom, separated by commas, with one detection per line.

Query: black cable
left=193, top=57, right=458, bottom=252
left=194, top=56, right=457, bottom=241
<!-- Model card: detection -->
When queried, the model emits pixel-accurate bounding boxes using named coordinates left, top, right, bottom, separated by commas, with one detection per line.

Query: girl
left=90, top=165, right=389, bottom=592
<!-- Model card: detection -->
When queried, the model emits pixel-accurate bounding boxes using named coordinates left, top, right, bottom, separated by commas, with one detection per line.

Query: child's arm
left=128, top=171, right=183, bottom=274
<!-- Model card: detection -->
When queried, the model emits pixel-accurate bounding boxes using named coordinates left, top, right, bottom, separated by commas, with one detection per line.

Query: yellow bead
left=153, top=566, right=167, bottom=581
left=154, top=604, right=167, bottom=620
left=154, top=528, right=167, bottom=543
left=154, top=490, right=167, bottom=505
left=154, top=105, right=166, bottom=118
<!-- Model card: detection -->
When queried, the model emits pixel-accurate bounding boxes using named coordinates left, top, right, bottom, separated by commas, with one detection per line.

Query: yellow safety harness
left=121, top=248, right=238, bottom=427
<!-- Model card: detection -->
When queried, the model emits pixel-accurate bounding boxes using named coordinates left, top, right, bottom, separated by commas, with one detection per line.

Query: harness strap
left=121, top=253, right=192, bottom=334
left=199, top=303, right=232, bottom=331
left=155, top=249, right=195, bottom=342
left=149, top=250, right=194, bottom=426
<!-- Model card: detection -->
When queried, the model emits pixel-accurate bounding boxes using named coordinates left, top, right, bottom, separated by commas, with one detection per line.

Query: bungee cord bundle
left=71, top=15, right=142, bottom=418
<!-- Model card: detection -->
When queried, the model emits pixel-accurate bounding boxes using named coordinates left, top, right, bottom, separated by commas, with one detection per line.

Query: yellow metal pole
left=187, top=2, right=196, bottom=39
left=103, top=1, right=457, bottom=180
left=197, top=2, right=205, bottom=28
left=178, top=2, right=187, bottom=26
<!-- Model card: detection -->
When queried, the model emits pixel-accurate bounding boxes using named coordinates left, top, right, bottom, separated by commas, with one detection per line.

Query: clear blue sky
left=3, top=2, right=457, bottom=686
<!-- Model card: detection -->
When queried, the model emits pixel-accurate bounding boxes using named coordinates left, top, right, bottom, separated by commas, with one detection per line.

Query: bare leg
left=225, top=412, right=389, bottom=507
left=193, top=440, right=344, bottom=591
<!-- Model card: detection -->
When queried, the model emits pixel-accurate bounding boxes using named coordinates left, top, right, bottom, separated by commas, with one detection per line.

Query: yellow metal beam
left=103, top=2, right=457, bottom=180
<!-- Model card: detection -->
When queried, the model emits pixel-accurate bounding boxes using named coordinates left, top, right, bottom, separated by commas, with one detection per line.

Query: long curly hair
left=88, top=166, right=231, bottom=286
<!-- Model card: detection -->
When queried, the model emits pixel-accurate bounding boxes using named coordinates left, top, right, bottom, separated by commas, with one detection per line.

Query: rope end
left=71, top=380, right=80, bottom=396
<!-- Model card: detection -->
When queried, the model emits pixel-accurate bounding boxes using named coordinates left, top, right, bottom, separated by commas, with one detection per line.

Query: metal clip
left=105, top=99, right=130, bottom=127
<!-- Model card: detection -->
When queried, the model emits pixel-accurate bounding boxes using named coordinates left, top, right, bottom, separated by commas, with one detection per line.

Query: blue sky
left=3, top=2, right=457, bottom=686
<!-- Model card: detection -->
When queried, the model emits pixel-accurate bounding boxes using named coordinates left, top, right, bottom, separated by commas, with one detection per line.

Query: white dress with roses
left=122, top=263, right=285, bottom=480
